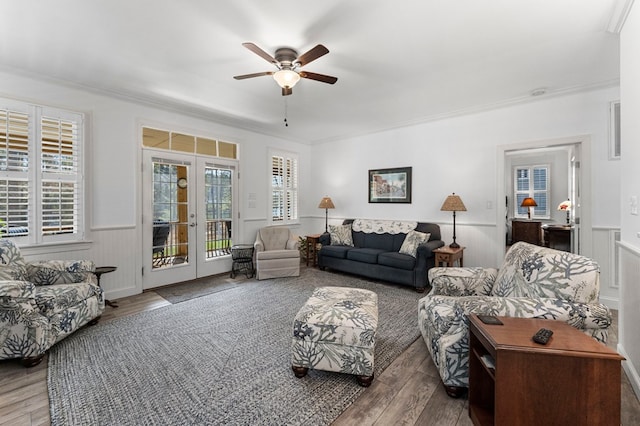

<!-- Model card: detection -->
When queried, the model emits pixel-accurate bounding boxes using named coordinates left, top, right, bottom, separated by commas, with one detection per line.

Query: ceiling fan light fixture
left=273, top=69, right=300, bottom=89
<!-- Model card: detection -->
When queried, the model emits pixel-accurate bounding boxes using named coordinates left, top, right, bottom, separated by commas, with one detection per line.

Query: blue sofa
left=318, top=219, right=444, bottom=291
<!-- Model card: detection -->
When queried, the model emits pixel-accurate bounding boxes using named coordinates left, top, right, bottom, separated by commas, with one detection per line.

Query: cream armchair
left=254, top=226, right=300, bottom=280
left=418, top=242, right=611, bottom=397
left=0, top=239, right=104, bottom=366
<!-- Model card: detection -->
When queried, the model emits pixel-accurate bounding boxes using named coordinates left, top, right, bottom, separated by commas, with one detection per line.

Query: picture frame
left=368, top=167, right=412, bottom=203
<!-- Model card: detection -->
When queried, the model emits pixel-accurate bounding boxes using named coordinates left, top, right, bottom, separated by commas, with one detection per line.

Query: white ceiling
left=0, top=0, right=622, bottom=144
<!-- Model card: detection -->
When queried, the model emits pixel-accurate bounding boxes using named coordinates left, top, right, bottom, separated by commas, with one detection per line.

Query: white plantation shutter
left=286, top=157, right=298, bottom=220
left=0, top=99, right=85, bottom=243
left=40, top=116, right=81, bottom=237
left=272, top=155, right=285, bottom=222
left=0, top=110, right=29, bottom=171
left=0, top=109, right=30, bottom=235
left=270, top=150, right=298, bottom=224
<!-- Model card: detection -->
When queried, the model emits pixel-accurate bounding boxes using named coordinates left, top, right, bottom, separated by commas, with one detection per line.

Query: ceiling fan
left=234, top=42, right=338, bottom=96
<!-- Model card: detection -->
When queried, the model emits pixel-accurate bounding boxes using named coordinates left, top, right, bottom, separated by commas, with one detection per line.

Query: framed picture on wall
left=368, top=167, right=412, bottom=203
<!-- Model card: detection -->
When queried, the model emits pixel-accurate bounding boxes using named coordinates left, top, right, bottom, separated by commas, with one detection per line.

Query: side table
left=433, top=246, right=465, bottom=267
left=468, top=314, right=624, bottom=425
left=305, top=234, right=322, bottom=267
left=95, top=266, right=118, bottom=308
left=230, top=244, right=254, bottom=278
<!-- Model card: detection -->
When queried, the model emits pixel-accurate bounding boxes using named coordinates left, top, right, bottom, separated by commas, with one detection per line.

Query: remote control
left=532, top=328, right=553, bottom=344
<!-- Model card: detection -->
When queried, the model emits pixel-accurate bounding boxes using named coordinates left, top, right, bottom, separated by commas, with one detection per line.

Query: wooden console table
left=468, top=314, right=624, bottom=426
left=511, top=220, right=542, bottom=246
left=433, top=246, right=465, bottom=267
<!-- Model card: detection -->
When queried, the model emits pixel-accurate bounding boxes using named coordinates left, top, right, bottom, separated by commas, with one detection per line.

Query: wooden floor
left=1, top=275, right=639, bottom=425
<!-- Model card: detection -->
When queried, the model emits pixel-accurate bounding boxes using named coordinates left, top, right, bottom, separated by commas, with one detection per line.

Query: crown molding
left=607, top=0, right=635, bottom=34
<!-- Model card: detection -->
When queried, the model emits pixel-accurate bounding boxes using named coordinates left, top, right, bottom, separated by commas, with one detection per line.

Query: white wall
left=0, top=70, right=311, bottom=299
left=311, top=86, right=620, bottom=265
left=619, top=1, right=640, bottom=400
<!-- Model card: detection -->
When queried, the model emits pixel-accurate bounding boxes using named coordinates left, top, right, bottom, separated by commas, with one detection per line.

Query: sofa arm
left=0, top=280, right=52, bottom=359
left=418, top=240, right=445, bottom=258
left=0, top=280, right=37, bottom=300
left=285, top=238, right=299, bottom=250
left=319, top=232, right=331, bottom=246
left=26, top=260, right=98, bottom=286
left=254, top=235, right=265, bottom=253
left=428, top=267, right=497, bottom=297
left=456, top=296, right=612, bottom=342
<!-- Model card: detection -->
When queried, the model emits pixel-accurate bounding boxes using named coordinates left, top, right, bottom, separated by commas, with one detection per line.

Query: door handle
left=190, top=222, right=196, bottom=227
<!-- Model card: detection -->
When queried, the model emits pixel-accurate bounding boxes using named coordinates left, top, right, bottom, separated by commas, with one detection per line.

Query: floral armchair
left=0, top=239, right=104, bottom=366
left=418, top=242, right=611, bottom=397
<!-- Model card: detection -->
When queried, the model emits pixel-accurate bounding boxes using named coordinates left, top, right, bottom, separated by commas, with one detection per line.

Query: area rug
left=47, top=268, right=423, bottom=425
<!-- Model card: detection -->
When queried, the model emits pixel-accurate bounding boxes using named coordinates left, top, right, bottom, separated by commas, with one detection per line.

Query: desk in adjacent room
left=542, top=224, right=573, bottom=252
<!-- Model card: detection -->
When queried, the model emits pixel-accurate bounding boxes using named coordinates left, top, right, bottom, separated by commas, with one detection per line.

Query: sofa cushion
left=27, top=261, right=96, bottom=286
left=378, top=252, right=416, bottom=270
left=319, top=245, right=351, bottom=259
left=399, top=230, right=431, bottom=257
left=346, top=248, right=386, bottom=264
left=258, top=227, right=294, bottom=251
left=362, top=233, right=395, bottom=251
left=329, top=224, right=354, bottom=246
left=256, top=249, right=300, bottom=260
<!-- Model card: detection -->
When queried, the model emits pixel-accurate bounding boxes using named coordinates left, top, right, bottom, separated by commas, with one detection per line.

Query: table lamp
left=558, top=199, right=571, bottom=224
left=318, top=196, right=335, bottom=233
left=440, top=193, right=467, bottom=248
left=520, top=197, right=537, bottom=220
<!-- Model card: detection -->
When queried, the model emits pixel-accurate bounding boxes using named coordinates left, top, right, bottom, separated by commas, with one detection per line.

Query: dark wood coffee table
left=468, top=314, right=624, bottom=426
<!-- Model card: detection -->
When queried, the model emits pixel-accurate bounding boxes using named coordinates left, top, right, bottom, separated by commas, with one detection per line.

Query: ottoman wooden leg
left=356, top=373, right=374, bottom=387
left=292, top=366, right=309, bottom=378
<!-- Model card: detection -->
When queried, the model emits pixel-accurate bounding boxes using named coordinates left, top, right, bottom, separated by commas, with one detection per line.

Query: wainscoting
left=619, top=242, right=640, bottom=401
left=19, top=222, right=623, bottom=307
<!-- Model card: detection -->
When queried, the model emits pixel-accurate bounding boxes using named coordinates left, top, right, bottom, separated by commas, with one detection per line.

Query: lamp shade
left=273, top=69, right=301, bottom=89
left=318, top=196, right=335, bottom=209
left=520, top=197, right=537, bottom=207
left=558, top=200, right=572, bottom=211
left=440, top=193, right=467, bottom=212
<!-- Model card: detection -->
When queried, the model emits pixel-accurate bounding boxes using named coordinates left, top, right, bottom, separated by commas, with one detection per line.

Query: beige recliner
left=254, top=226, right=300, bottom=280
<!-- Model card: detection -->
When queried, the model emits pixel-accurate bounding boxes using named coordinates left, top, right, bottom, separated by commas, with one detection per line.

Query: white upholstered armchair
left=254, top=226, right=300, bottom=280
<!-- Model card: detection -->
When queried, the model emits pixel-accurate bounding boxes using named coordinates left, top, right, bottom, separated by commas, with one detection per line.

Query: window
left=514, top=165, right=549, bottom=218
left=609, top=100, right=621, bottom=159
left=270, top=150, right=298, bottom=224
left=0, top=99, right=85, bottom=243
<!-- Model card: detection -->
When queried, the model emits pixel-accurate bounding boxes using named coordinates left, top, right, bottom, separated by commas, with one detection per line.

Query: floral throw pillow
left=329, top=224, right=354, bottom=246
left=399, top=230, right=431, bottom=257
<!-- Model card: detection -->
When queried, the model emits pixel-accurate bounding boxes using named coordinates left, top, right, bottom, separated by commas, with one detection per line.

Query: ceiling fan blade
left=233, top=71, right=274, bottom=80
left=242, top=42, right=278, bottom=65
left=296, top=44, right=329, bottom=66
left=282, top=87, right=293, bottom=96
left=299, top=71, right=338, bottom=84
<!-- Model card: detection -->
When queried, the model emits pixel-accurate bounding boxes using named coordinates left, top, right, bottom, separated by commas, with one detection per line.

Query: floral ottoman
left=291, top=286, right=378, bottom=387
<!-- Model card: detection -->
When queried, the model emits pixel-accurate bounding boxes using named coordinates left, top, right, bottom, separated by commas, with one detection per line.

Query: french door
left=142, top=150, right=237, bottom=289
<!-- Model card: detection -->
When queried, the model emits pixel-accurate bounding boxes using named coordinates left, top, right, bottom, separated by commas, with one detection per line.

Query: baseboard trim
left=619, top=344, right=640, bottom=401
left=599, top=295, right=620, bottom=310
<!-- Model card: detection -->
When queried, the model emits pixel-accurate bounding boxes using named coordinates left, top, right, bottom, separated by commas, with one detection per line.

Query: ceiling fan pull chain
left=284, top=98, right=289, bottom=127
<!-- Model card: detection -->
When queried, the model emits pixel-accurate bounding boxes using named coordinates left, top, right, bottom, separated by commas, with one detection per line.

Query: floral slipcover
left=0, top=239, right=104, bottom=362
left=292, top=286, right=378, bottom=377
left=418, top=242, right=612, bottom=389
